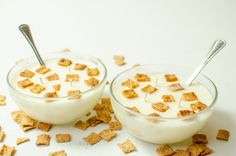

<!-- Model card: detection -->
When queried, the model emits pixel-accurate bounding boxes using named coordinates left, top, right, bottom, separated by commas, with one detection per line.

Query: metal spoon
left=19, top=24, right=45, bottom=66
left=185, top=40, right=227, bottom=86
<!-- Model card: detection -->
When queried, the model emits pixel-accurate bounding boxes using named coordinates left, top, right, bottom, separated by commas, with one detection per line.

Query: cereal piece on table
left=182, top=92, right=198, bottom=101
left=141, top=85, right=157, bottom=94
left=152, top=102, right=169, bottom=112
left=20, top=116, right=35, bottom=126
left=83, top=132, right=101, bottom=145
left=36, top=65, right=51, bottom=74
left=46, top=73, right=59, bottom=81
left=187, top=143, right=212, bottom=156
left=165, top=74, right=178, bottom=82
left=99, top=129, right=117, bottom=141
left=134, top=73, right=150, bottom=82
left=156, top=144, right=174, bottom=156
left=57, top=58, right=72, bottom=67
left=95, top=98, right=114, bottom=113
left=65, top=74, right=79, bottom=82
left=74, top=63, right=87, bottom=70
left=172, top=149, right=189, bottom=156
left=113, top=55, right=126, bottom=66
left=86, top=116, right=102, bottom=127
left=20, top=69, right=35, bottom=78
left=192, top=134, right=208, bottom=144
left=122, top=89, right=138, bottom=99
left=11, top=110, right=27, bottom=124
left=168, top=83, right=184, bottom=92
left=49, top=150, right=67, bottom=156
left=109, top=120, right=122, bottom=131
left=121, top=79, right=139, bottom=89
left=0, top=144, right=15, bottom=156
left=16, top=138, right=30, bottom=145
left=0, top=131, right=5, bottom=142
left=29, top=84, right=45, bottom=94
left=36, top=134, right=51, bottom=146
left=127, top=106, right=140, bottom=113
left=0, top=95, right=6, bottom=106
left=84, top=77, right=99, bottom=87
left=44, top=92, right=58, bottom=98
left=36, top=122, right=52, bottom=132
left=161, top=95, right=175, bottom=102
left=74, top=120, right=90, bottom=130
left=53, top=84, right=61, bottom=91
left=55, top=134, right=71, bottom=143
left=67, top=90, right=81, bottom=99
left=177, top=110, right=195, bottom=117
left=17, top=79, right=34, bottom=88
left=190, top=102, right=207, bottom=111
left=21, top=125, right=36, bottom=132
left=118, top=139, right=136, bottom=154
left=216, top=129, right=230, bottom=141
left=87, top=68, right=99, bottom=76
left=96, top=109, right=112, bottom=123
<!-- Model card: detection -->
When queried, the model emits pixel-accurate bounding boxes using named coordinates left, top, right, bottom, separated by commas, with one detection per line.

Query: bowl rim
left=110, top=64, right=218, bottom=120
left=6, top=51, right=107, bottom=101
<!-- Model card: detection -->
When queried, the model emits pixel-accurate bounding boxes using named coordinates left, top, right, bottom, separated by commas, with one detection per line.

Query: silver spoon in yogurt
left=185, top=40, right=226, bottom=86
left=19, top=24, right=45, bottom=66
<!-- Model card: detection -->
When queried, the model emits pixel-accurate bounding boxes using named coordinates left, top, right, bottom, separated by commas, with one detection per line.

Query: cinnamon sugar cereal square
left=83, top=132, right=101, bottom=145
left=118, top=139, right=136, bottom=154
left=161, top=95, right=175, bottom=102
left=84, top=77, right=99, bottom=87
left=121, top=79, right=139, bottom=89
left=141, top=85, right=157, bottom=94
left=96, top=109, right=112, bottom=123
left=36, top=134, right=51, bottom=146
left=74, top=120, right=90, bottom=130
left=49, top=150, right=67, bottom=156
left=67, top=90, right=81, bottom=99
left=127, top=106, right=140, bottom=113
left=0, top=95, right=6, bottom=106
left=16, top=138, right=30, bottom=145
left=36, top=65, right=51, bottom=74
left=29, top=84, right=45, bottom=94
left=152, top=102, right=169, bottom=112
left=177, top=110, right=195, bottom=117
left=53, top=84, right=61, bottom=91
left=122, top=89, right=138, bottom=98
left=11, top=110, right=27, bottom=124
left=216, top=129, right=230, bottom=141
left=99, top=129, right=117, bottom=141
left=20, top=69, right=35, bottom=78
left=36, top=122, right=52, bottom=132
left=21, top=125, right=36, bottom=132
left=192, top=134, right=208, bottom=144
left=190, top=102, right=207, bottom=111
left=113, top=55, right=126, bottom=66
left=46, top=73, right=59, bottom=81
left=74, top=63, right=87, bottom=70
left=156, top=144, right=174, bottom=156
left=0, top=131, right=5, bottom=142
left=187, top=144, right=212, bottom=156
left=165, top=74, right=178, bottom=82
left=57, top=58, right=72, bottom=67
left=44, top=92, right=58, bottom=98
left=168, top=83, right=184, bottom=92
left=20, top=116, right=35, bottom=126
left=172, top=149, right=189, bottom=156
left=0, top=144, right=15, bottom=156
left=134, top=73, right=150, bottom=82
left=55, top=134, right=71, bottom=143
left=17, top=79, right=34, bottom=88
left=86, top=116, right=102, bottom=127
left=109, top=120, right=122, bottom=131
left=87, top=68, right=99, bottom=76
left=182, top=92, right=198, bottom=101
left=65, top=74, right=79, bottom=82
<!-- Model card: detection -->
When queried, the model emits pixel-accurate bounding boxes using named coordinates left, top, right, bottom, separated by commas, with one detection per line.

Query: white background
left=0, top=0, right=235, bottom=155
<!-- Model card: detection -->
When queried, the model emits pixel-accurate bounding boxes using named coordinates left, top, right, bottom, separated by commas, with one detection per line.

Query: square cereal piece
left=46, top=73, right=59, bottom=81
left=74, top=120, right=90, bottom=130
left=121, top=79, right=139, bottom=89
left=0, top=131, right=5, bottom=142
left=134, top=73, right=150, bottom=82
left=44, top=92, right=58, bottom=98
left=84, top=77, right=99, bottom=87
left=168, top=83, right=184, bottom=92
left=96, top=109, right=112, bottom=123
left=101, top=97, right=111, bottom=105
left=20, top=116, right=35, bottom=126
left=190, top=102, right=207, bottom=111
left=0, top=144, right=15, bottom=156
left=122, top=89, right=138, bottom=99
left=16, top=138, right=30, bottom=145
left=141, top=85, right=157, bottom=94
left=165, top=74, right=178, bottom=82
left=36, top=122, right=52, bottom=132
left=172, top=149, right=189, bottom=156
left=127, top=106, right=140, bottom=113
left=49, top=150, right=67, bottom=156
left=56, top=134, right=71, bottom=143
left=86, top=116, right=102, bottom=127
left=67, top=90, right=81, bottom=99
left=187, top=143, right=212, bottom=156
left=113, top=55, right=125, bottom=61
left=29, top=84, right=45, bottom=94
left=216, top=129, right=230, bottom=141
left=36, top=65, right=51, bottom=74
left=156, top=144, right=174, bottom=156
left=65, top=74, right=79, bottom=82
left=74, top=63, right=87, bottom=70
left=118, top=139, right=136, bottom=154
left=0, top=95, right=6, bottom=106
left=161, top=95, right=175, bottom=102
left=114, top=59, right=126, bottom=66
left=11, top=110, right=27, bottom=124
left=83, top=132, right=101, bottom=145
left=87, top=68, right=99, bottom=76
left=99, top=129, right=117, bottom=141
left=20, top=69, right=35, bottom=78
left=182, top=92, right=198, bottom=101
left=109, top=120, right=122, bottom=131
left=57, top=58, right=72, bottom=67
left=152, top=102, right=169, bottom=112
left=177, top=110, right=195, bottom=117
left=192, top=134, right=208, bottom=144
left=36, top=134, right=51, bottom=146
left=21, top=125, right=36, bottom=132
left=17, top=79, right=34, bottom=88
left=53, top=84, right=61, bottom=91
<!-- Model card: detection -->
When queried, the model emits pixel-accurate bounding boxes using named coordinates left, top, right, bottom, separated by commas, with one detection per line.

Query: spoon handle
left=186, top=40, right=227, bottom=86
left=19, top=24, right=45, bottom=66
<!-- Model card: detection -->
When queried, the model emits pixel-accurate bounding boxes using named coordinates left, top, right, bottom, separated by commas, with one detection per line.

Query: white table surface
left=0, top=0, right=235, bottom=155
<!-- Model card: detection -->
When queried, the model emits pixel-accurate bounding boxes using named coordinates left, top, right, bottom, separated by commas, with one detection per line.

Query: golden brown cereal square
left=99, top=129, right=117, bottom=141
left=141, top=85, right=157, bottom=94
left=182, top=92, right=198, bottom=101
left=86, top=116, right=102, bottom=127
left=17, top=79, right=34, bottom=88
left=83, top=132, right=101, bottom=145
left=190, top=102, right=207, bottom=111
left=36, top=65, right=51, bottom=74
left=67, top=90, right=81, bottom=99
left=152, top=102, right=169, bottom=112
left=113, top=55, right=125, bottom=61
left=216, top=129, right=230, bottom=141
left=84, top=77, right=99, bottom=87
left=115, top=60, right=126, bottom=66
left=74, top=120, right=90, bottom=130
left=134, top=73, right=150, bottom=82
left=0, top=131, right=5, bottom=142
left=36, top=122, right=52, bottom=132
left=21, top=125, right=36, bottom=132
left=187, top=143, right=212, bottom=156
left=49, top=150, right=67, bottom=156
left=65, top=74, right=79, bottom=82
left=161, top=95, right=175, bottom=102
left=147, top=113, right=160, bottom=123
left=96, top=109, right=112, bottom=123
left=44, top=92, right=58, bottom=98
left=192, top=134, right=208, bottom=144
left=46, top=73, right=59, bottom=81
left=29, top=84, right=45, bottom=94
left=177, top=110, right=195, bottom=117
left=109, top=120, right=122, bottom=131
left=121, top=79, right=139, bottom=89
left=20, top=69, right=35, bottom=78
left=55, top=134, right=71, bottom=143
left=11, top=110, right=27, bottom=124
left=0, top=95, right=6, bottom=106
left=36, top=134, right=51, bottom=146
left=172, top=149, right=189, bottom=156
left=53, top=84, right=61, bottom=91
left=101, top=97, right=111, bottom=105
left=16, top=138, right=30, bottom=145
left=0, top=144, right=15, bottom=156
left=57, top=58, right=72, bottom=67
left=156, top=144, right=174, bottom=156
left=165, top=74, right=178, bottom=82
left=74, top=63, right=87, bottom=70
left=20, top=116, right=35, bottom=126
left=122, top=89, right=138, bottom=98
left=118, top=139, right=136, bottom=154
left=168, top=83, right=184, bottom=92
left=127, top=106, right=140, bottom=113
left=87, top=68, right=99, bottom=76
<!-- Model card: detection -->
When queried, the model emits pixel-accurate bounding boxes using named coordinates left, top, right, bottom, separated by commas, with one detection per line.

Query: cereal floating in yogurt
left=29, top=84, right=45, bottom=94
left=182, top=92, right=198, bottom=101
left=161, top=95, right=175, bottom=102
left=46, top=73, right=59, bottom=81
left=177, top=110, right=195, bottom=117
left=135, top=73, right=150, bottom=82
left=122, top=89, right=138, bottom=98
left=84, top=77, right=99, bottom=87
left=20, top=69, right=35, bottom=78
left=141, top=85, right=157, bottom=94
left=57, top=58, right=72, bottom=67
left=168, top=83, right=184, bottom=92
left=190, top=102, right=207, bottom=111
left=121, top=79, right=139, bottom=89
left=127, top=106, right=140, bottom=113
left=17, top=79, right=34, bottom=88
left=35, top=65, right=51, bottom=74
left=52, top=84, right=61, bottom=91
left=165, top=74, right=178, bottom=82
left=87, top=68, right=99, bottom=76
left=113, top=55, right=126, bottom=66
left=65, top=74, right=79, bottom=82
left=44, top=92, right=58, bottom=98
left=74, top=63, right=87, bottom=70
left=152, top=102, right=169, bottom=112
